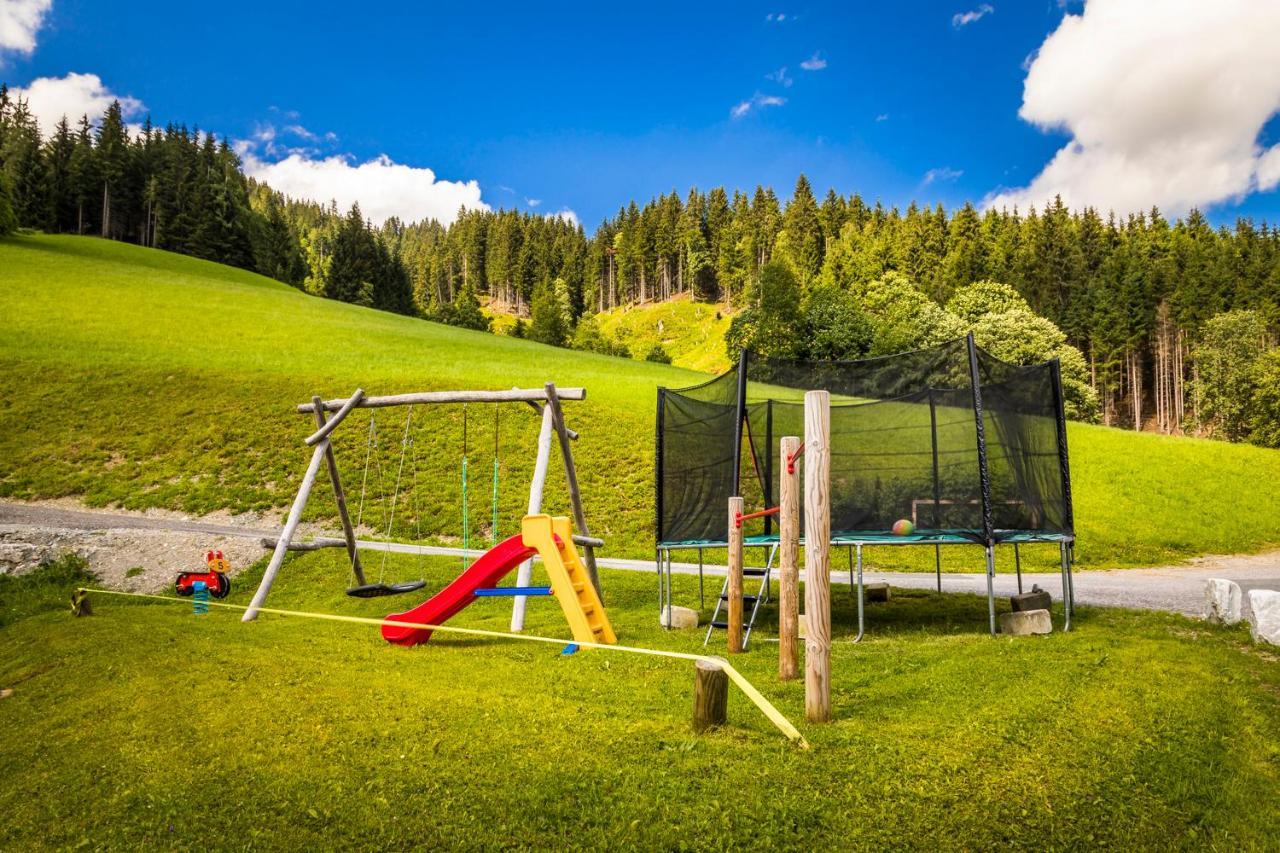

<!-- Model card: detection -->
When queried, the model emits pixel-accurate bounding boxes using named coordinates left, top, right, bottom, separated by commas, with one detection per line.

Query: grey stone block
left=999, top=608, right=1052, bottom=636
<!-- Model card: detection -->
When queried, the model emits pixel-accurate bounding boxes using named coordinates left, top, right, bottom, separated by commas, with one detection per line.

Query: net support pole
left=511, top=403, right=554, bottom=631
left=803, top=390, right=832, bottom=723
left=966, top=333, right=995, bottom=549
left=778, top=435, right=801, bottom=681
left=764, top=399, right=775, bottom=537
left=1050, top=358, right=1076, bottom=534
left=243, top=439, right=328, bottom=622
left=928, top=387, right=943, bottom=594
left=727, top=496, right=745, bottom=653
left=731, top=349, right=749, bottom=496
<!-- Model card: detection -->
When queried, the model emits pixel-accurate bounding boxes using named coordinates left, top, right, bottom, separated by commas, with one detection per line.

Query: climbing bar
left=572, top=534, right=605, bottom=548
left=735, top=506, right=780, bottom=528
left=474, top=586, right=553, bottom=597
left=298, top=388, right=587, bottom=414
left=77, top=587, right=807, bottom=747
left=304, top=388, right=366, bottom=446
left=786, top=443, right=806, bottom=474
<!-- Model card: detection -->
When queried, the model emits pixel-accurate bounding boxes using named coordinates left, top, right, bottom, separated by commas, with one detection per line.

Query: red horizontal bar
left=786, top=444, right=806, bottom=474
left=735, top=506, right=780, bottom=527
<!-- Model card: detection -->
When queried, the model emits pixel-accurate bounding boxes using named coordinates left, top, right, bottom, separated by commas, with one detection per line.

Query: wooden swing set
left=244, top=382, right=599, bottom=629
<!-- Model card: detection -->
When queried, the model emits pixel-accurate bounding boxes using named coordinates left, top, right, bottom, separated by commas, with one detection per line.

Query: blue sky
left=4, top=0, right=1280, bottom=227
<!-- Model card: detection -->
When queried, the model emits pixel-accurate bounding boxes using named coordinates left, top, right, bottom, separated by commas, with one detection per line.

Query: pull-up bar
left=735, top=506, right=780, bottom=528
left=297, top=387, right=587, bottom=414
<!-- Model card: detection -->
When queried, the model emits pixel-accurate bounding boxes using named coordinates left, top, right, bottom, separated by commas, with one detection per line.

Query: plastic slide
left=381, top=533, right=535, bottom=646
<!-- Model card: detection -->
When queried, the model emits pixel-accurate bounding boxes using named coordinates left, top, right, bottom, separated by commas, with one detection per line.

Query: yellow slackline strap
left=79, top=588, right=808, bottom=748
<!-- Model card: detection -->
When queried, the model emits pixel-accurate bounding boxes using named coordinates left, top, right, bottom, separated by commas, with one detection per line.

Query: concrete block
left=864, top=582, right=890, bottom=603
left=1246, top=590, right=1280, bottom=646
left=660, top=605, right=699, bottom=630
left=1203, top=578, right=1243, bottom=625
left=1011, top=584, right=1052, bottom=612
left=999, top=608, right=1052, bottom=636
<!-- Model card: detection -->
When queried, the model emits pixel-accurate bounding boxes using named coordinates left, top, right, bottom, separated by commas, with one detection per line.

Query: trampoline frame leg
left=1059, top=541, right=1072, bottom=632
left=698, top=547, right=704, bottom=611
left=1014, top=543, right=1023, bottom=595
left=985, top=545, right=996, bottom=637
left=934, top=543, right=942, bottom=593
left=854, top=543, right=865, bottom=643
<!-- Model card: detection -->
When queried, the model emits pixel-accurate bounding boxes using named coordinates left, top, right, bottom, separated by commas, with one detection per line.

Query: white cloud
left=765, top=12, right=787, bottom=22
left=952, top=4, right=994, bottom=28
left=986, top=0, right=1280, bottom=216
left=12, top=72, right=145, bottom=136
left=766, top=66, right=792, bottom=88
left=875, top=113, right=890, bottom=122
left=526, top=197, right=541, bottom=208
left=0, top=0, right=51, bottom=58
left=548, top=209, right=580, bottom=228
left=731, top=93, right=786, bottom=119
left=241, top=152, right=488, bottom=226
left=923, top=166, right=964, bottom=185
left=799, top=52, right=827, bottom=71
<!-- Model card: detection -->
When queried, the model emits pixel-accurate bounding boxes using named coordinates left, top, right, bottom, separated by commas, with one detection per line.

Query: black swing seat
left=345, top=580, right=428, bottom=599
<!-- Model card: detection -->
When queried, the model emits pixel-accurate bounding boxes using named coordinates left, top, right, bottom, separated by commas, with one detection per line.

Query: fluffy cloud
left=241, top=151, right=488, bottom=226
left=952, top=4, right=994, bottom=28
left=765, top=12, right=788, bottom=23
left=0, top=0, right=51, bottom=57
left=548, top=209, right=580, bottom=228
left=731, top=93, right=786, bottom=119
left=12, top=72, right=145, bottom=135
left=987, top=0, right=1280, bottom=216
left=766, top=66, right=792, bottom=88
left=799, top=52, right=827, bottom=71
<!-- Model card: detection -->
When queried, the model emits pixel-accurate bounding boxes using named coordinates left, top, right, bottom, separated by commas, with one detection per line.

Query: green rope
left=461, top=456, right=469, bottom=569
left=491, top=457, right=500, bottom=546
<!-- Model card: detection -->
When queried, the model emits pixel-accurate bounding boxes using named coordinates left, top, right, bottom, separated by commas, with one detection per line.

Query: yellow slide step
left=520, top=515, right=617, bottom=645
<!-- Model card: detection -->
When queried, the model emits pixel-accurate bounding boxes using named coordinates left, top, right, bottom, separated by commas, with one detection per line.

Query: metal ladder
left=704, top=544, right=777, bottom=650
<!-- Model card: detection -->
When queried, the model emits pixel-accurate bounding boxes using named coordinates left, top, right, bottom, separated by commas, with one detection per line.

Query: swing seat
left=346, top=580, right=428, bottom=599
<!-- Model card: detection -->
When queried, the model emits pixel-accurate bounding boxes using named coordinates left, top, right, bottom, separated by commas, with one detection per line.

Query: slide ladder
left=522, top=515, right=616, bottom=645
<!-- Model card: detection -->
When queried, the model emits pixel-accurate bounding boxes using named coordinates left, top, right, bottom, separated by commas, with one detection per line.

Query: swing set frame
left=242, top=383, right=598, bottom=625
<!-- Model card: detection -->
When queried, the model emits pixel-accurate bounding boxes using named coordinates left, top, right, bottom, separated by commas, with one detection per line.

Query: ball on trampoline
left=892, top=519, right=914, bottom=536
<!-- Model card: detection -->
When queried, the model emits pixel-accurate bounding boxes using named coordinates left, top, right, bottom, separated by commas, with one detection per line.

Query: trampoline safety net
left=655, top=334, right=1073, bottom=546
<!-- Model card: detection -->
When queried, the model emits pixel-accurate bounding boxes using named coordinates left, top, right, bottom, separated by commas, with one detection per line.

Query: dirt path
left=2, top=499, right=1276, bottom=615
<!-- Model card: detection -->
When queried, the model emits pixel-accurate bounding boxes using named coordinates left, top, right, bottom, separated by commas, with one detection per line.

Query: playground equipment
left=656, top=334, right=1077, bottom=641
left=382, top=514, right=615, bottom=646
left=245, top=384, right=600, bottom=627
left=175, top=551, right=231, bottom=599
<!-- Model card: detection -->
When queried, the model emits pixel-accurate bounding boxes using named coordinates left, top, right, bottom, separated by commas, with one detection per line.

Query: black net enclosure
left=655, top=334, right=1074, bottom=548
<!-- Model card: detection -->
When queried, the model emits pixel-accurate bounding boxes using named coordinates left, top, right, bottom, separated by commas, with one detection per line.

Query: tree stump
left=693, top=659, right=729, bottom=733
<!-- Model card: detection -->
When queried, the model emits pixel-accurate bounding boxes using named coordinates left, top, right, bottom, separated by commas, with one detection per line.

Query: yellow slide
left=521, top=515, right=617, bottom=645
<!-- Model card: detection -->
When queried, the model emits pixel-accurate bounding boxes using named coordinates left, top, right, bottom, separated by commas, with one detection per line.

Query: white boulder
left=999, top=609, right=1052, bottom=636
left=660, top=605, right=699, bottom=630
left=1203, top=578, right=1243, bottom=625
left=1246, top=590, right=1280, bottom=646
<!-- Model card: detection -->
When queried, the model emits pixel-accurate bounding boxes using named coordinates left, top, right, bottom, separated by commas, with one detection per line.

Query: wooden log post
left=693, top=658, right=729, bottom=733
left=511, top=402, right=554, bottom=631
left=727, top=495, right=745, bottom=653
left=804, top=390, right=832, bottom=722
left=313, top=394, right=365, bottom=586
left=243, top=440, right=328, bottom=622
left=545, top=382, right=601, bottom=596
left=779, top=435, right=801, bottom=681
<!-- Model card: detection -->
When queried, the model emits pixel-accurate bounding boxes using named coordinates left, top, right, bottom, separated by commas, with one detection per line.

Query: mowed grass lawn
left=3, top=233, right=1280, bottom=570
left=1, top=556, right=1278, bottom=849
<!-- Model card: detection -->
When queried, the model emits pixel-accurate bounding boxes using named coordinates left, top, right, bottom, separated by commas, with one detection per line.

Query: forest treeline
left=2, top=89, right=1279, bottom=444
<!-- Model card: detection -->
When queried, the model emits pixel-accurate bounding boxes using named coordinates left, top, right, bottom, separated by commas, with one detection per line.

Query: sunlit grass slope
left=2, top=233, right=1280, bottom=568
left=596, top=293, right=733, bottom=372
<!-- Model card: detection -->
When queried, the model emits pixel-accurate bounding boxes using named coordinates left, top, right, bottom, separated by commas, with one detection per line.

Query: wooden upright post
left=692, top=658, right=729, bottom=733
left=779, top=435, right=801, bottom=681
left=313, top=395, right=365, bottom=586
left=804, top=390, right=831, bottom=722
left=545, top=382, right=601, bottom=596
left=727, top=495, right=745, bottom=653
left=511, top=403, right=555, bottom=631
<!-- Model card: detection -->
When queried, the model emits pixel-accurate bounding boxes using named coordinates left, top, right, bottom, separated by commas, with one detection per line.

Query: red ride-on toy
left=175, top=551, right=232, bottom=599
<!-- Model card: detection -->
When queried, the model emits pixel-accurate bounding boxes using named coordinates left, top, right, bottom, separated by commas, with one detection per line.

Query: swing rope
left=461, top=404, right=469, bottom=569
left=379, top=406, right=415, bottom=585
left=491, top=405, right=500, bottom=547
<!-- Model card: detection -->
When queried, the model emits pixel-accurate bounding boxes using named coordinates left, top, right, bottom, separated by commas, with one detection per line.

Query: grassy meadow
left=2, top=233, right=1280, bottom=570
left=1, top=555, right=1278, bottom=849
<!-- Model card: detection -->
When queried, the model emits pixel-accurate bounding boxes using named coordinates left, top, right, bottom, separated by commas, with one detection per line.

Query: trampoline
left=655, top=334, right=1076, bottom=636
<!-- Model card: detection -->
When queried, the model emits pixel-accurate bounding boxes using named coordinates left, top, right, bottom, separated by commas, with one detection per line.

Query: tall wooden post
left=313, top=395, right=365, bottom=586
left=804, top=390, right=831, bottom=722
left=511, top=404, right=554, bottom=631
left=727, top=495, right=745, bottom=653
left=778, top=435, right=801, bottom=681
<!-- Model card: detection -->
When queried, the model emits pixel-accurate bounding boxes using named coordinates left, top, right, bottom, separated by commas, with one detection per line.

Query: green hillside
left=2, top=233, right=1280, bottom=569
left=595, top=294, right=734, bottom=372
